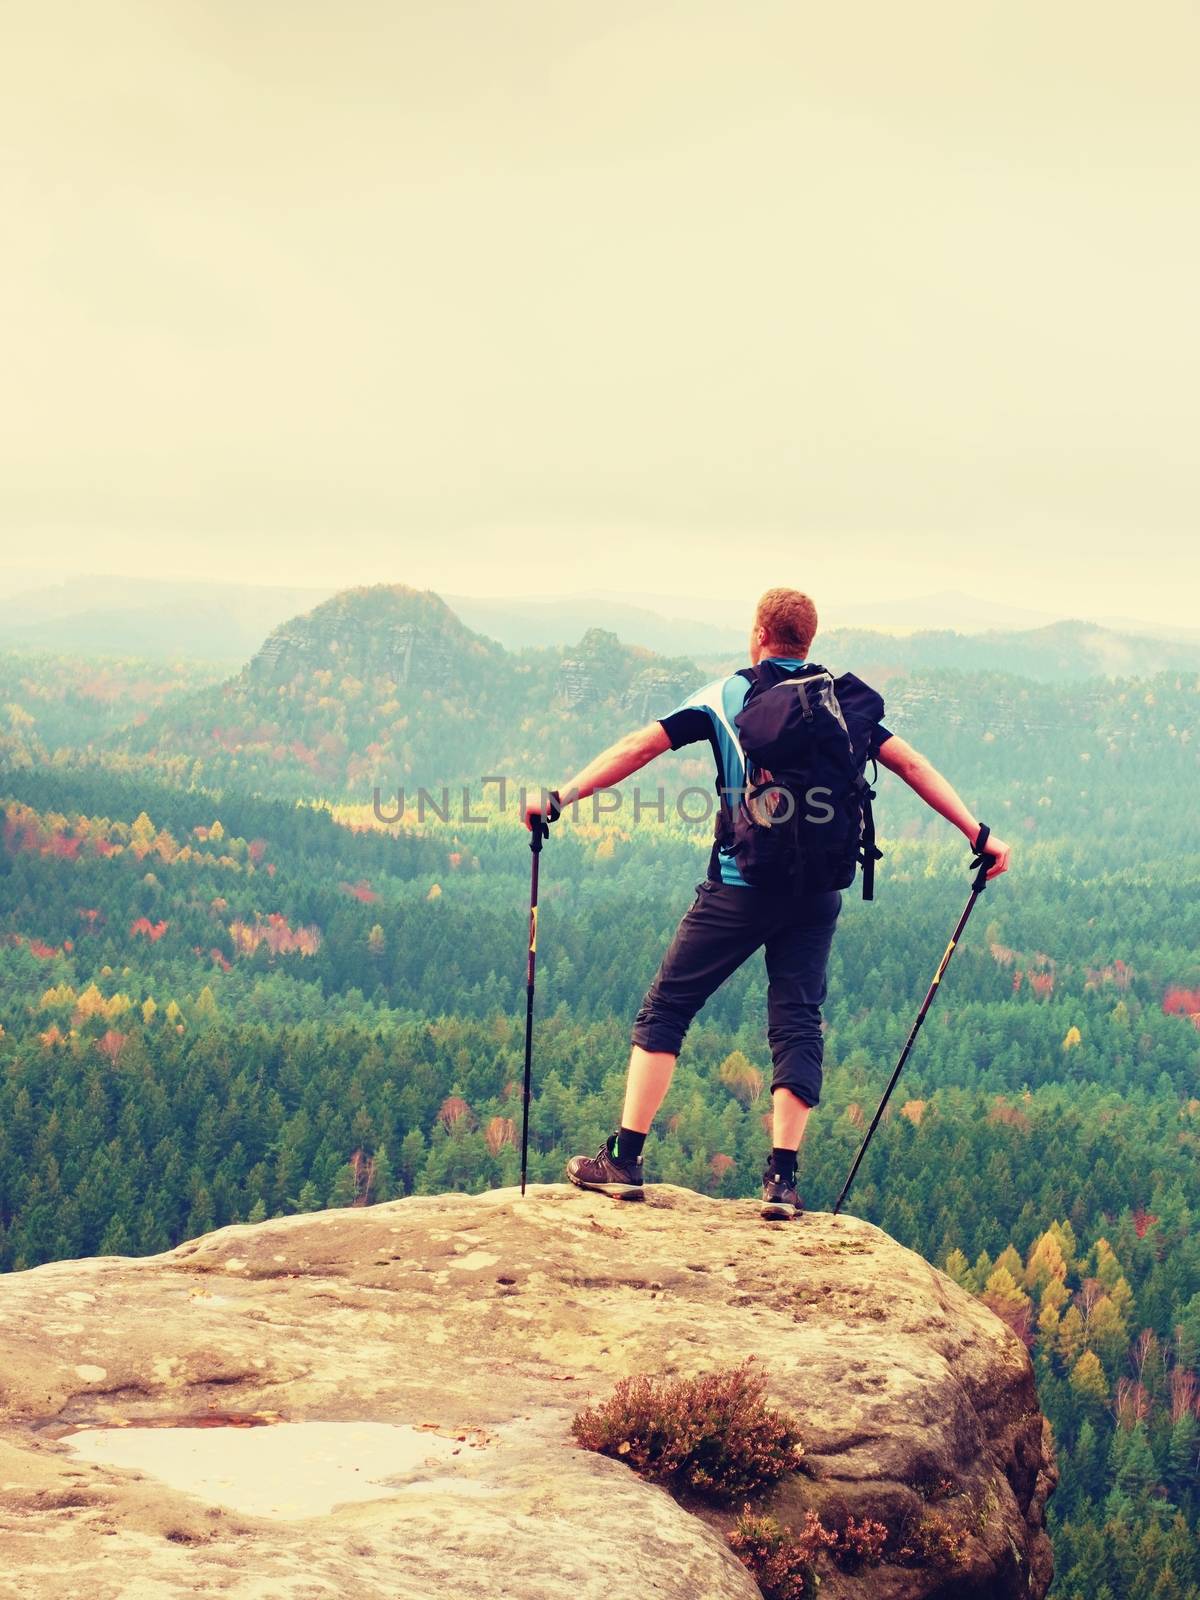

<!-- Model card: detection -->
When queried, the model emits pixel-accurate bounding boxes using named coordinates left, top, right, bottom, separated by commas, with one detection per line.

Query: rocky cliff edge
left=0, top=1184, right=1056, bottom=1599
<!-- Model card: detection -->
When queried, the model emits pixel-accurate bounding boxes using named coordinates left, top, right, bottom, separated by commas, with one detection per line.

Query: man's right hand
left=976, top=833, right=1011, bottom=880
left=522, top=790, right=562, bottom=832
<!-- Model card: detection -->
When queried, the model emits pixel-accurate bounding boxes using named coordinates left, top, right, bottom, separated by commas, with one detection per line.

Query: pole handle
left=528, top=789, right=562, bottom=854
left=969, top=823, right=992, bottom=894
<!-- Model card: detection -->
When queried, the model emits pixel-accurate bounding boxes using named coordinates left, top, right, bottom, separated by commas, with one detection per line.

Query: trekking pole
left=832, top=826, right=995, bottom=1217
left=520, top=792, right=559, bottom=1195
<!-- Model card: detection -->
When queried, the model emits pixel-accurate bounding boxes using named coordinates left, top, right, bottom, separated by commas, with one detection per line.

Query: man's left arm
left=876, top=733, right=1011, bottom=879
left=522, top=722, right=672, bottom=830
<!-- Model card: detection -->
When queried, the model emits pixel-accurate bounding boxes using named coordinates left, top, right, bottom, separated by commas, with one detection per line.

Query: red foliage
left=1028, top=971, right=1055, bottom=998
left=710, top=1152, right=735, bottom=1181
left=130, top=917, right=169, bottom=942
left=228, top=912, right=320, bottom=958
left=1132, top=1208, right=1159, bottom=1239
left=987, top=1096, right=1032, bottom=1132
left=484, top=1115, right=515, bottom=1154
left=437, top=1095, right=474, bottom=1131
left=1113, top=1377, right=1150, bottom=1430
left=247, top=838, right=268, bottom=864
left=339, top=879, right=379, bottom=903
left=1163, top=985, right=1200, bottom=1018
left=1085, top=959, right=1132, bottom=989
left=27, top=938, right=61, bottom=960
left=96, top=1029, right=127, bottom=1064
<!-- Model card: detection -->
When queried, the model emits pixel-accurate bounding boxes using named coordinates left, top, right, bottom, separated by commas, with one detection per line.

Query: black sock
left=615, top=1126, right=646, bottom=1163
left=770, top=1147, right=798, bottom=1181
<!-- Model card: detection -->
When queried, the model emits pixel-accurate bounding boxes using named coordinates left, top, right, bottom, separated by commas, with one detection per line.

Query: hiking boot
left=566, top=1133, right=645, bottom=1199
left=761, top=1163, right=802, bottom=1220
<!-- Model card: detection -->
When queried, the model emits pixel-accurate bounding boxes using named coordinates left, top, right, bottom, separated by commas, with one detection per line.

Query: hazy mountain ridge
left=3, top=582, right=1194, bottom=811
left=4, top=574, right=1199, bottom=674
left=113, top=584, right=702, bottom=799
left=814, top=618, right=1200, bottom=684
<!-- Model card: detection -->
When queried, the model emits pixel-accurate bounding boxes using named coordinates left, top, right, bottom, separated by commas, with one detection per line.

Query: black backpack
left=715, top=661, right=885, bottom=898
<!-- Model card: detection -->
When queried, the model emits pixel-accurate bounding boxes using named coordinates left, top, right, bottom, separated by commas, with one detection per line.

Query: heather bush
left=897, top=1506, right=970, bottom=1565
left=833, top=1513, right=889, bottom=1568
left=727, top=1508, right=836, bottom=1600
left=570, top=1358, right=804, bottom=1500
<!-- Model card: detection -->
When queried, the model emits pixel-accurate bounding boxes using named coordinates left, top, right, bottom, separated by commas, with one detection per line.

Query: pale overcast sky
left=2, top=1, right=1197, bottom=623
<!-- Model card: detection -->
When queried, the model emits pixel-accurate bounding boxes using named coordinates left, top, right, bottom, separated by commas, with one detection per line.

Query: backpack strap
left=857, top=759, right=883, bottom=901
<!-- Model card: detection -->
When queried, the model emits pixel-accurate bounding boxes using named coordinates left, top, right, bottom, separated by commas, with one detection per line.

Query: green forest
left=1, top=597, right=1199, bottom=1599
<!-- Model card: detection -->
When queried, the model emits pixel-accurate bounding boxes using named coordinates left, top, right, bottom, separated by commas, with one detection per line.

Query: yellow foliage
left=39, top=983, right=77, bottom=1011
left=1092, top=1238, right=1124, bottom=1290
left=1069, top=1349, right=1109, bottom=1403
left=994, top=1243, right=1024, bottom=1280
left=130, top=811, right=157, bottom=856
left=1024, top=1231, right=1068, bottom=1291
left=1062, top=1026, right=1082, bottom=1051
left=73, top=983, right=108, bottom=1023
left=1040, top=1277, right=1070, bottom=1315
left=718, top=1050, right=764, bottom=1106
left=1058, top=1304, right=1086, bottom=1365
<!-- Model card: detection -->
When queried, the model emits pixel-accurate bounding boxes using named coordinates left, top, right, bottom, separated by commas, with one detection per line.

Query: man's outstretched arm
left=876, top=734, right=1011, bottom=879
left=522, top=722, right=672, bottom=830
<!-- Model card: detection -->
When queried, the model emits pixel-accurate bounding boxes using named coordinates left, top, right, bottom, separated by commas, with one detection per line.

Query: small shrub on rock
left=898, top=1507, right=970, bottom=1566
left=727, top=1508, right=837, bottom=1600
left=571, top=1357, right=803, bottom=1500
left=832, top=1514, right=889, bottom=1568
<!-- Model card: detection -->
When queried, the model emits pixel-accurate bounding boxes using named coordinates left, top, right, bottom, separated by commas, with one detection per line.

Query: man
left=523, top=587, right=1009, bottom=1219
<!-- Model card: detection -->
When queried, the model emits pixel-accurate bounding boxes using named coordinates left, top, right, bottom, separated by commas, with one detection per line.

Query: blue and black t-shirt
left=659, top=656, right=893, bottom=887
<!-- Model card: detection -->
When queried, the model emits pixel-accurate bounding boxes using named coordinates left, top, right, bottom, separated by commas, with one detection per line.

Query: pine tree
left=328, top=1162, right=358, bottom=1207
left=1114, top=1421, right=1161, bottom=1508
left=1166, top=1413, right=1200, bottom=1509
left=1073, top=1418, right=1107, bottom=1505
left=1090, top=1296, right=1129, bottom=1370
left=398, top=1127, right=426, bottom=1194
left=943, top=1247, right=971, bottom=1286
left=370, top=1144, right=395, bottom=1203
left=1151, top=1562, right=1185, bottom=1600
left=1059, top=1304, right=1087, bottom=1365
left=1069, top=1349, right=1109, bottom=1408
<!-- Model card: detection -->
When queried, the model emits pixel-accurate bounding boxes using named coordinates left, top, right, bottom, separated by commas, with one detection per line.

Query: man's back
left=658, top=655, right=893, bottom=887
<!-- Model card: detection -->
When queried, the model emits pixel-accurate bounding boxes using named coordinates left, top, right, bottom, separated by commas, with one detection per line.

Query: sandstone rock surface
left=0, top=1184, right=1056, bottom=1599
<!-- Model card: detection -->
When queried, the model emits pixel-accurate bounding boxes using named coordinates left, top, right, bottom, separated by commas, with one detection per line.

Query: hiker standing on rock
left=523, top=588, right=1009, bottom=1219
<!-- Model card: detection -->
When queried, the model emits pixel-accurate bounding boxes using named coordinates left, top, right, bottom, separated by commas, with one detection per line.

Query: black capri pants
left=631, top=879, right=842, bottom=1108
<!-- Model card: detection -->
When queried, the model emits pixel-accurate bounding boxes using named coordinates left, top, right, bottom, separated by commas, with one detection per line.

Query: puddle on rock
left=58, top=1417, right=498, bottom=1520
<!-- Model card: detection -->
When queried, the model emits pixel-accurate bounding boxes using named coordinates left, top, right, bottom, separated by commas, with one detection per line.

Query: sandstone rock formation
left=0, top=1184, right=1056, bottom=1599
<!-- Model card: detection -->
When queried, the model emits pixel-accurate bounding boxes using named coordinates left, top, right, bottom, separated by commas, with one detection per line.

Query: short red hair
left=754, top=588, right=818, bottom=656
